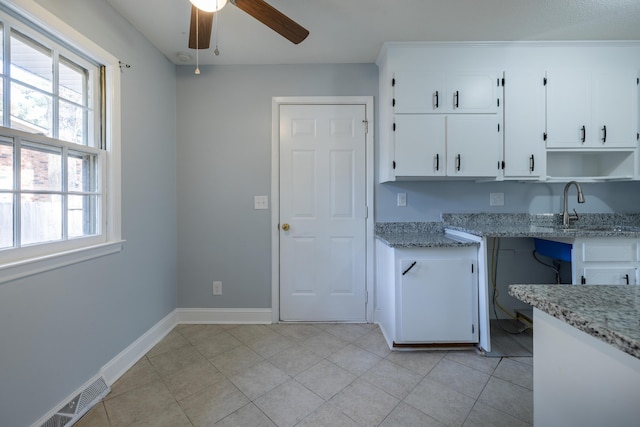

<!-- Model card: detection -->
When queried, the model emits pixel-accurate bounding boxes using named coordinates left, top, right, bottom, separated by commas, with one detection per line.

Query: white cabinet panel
left=581, top=267, right=636, bottom=285
left=394, top=70, right=498, bottom=114
left=503, top=70, right=546, bottom=178
left=394, top=71, right=445, bottom=113
left=394, top=115, right=445, bottom=176
left=447, top=115, right=502, bottom=177
left=547, top=69, right=638, bottom=149
left=398, top=257, right=478, bottom=342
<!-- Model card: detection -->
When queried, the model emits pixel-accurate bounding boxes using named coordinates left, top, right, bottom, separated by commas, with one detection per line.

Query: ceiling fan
left=188, top=0, right=309, bottom=50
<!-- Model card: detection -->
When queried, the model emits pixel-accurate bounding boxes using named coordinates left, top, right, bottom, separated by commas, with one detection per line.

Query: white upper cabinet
left=446, top=115, right=502, bottom=177
left=393, top=114, right=501, bottom=178
left=394, top=115, right=446, bottom=177
left=394, top=71, right=499, bottom=114
left=503, top=70, right=546, bottom=179
left=547, top=69, right=639, bottom=148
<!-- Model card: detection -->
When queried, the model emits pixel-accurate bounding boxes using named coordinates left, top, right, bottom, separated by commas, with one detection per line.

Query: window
left=0, top=3, right=121, bottom=279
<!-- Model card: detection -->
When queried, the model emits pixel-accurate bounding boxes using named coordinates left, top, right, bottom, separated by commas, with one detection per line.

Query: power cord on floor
left=490, top=237, right=532, bottom=334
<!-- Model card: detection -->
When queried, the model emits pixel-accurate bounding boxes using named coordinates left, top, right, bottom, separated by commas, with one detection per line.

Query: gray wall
left=176, top=63, right=378, bottom=308
left=377, top=180, right=640, bottom=222
left=0, top=1, right=177, bottom=426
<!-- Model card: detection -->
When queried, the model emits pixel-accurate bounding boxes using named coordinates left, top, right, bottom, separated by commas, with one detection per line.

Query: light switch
left=397, top=193, right=407, bottom=207
left=254, top=195, right=269, bottom=210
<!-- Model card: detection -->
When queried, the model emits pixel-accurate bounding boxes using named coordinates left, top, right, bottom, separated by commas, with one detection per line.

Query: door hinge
left=471, top=263, right=474, bottom=273
left=472, top=324, right=475, bottom=334
left=362, top=119, right=369, bottom=134
left=392, top=160, right=396, bottom=169
left=497, top=78, right=500, bottom=87
left=581, top=276, right=586, bottom=285
left=637, top=132, right=639, bottom=141
left=392, top=78, right=396, bottom=87
left=543, top=77, right=547, bottom=86
left=502, top=77, right=505, bottom=86
left=393, top=122, right=396, bottom=131
left=637, top=77, right=639, bottom=85
left=497, top=123, right=500, bottom=132
left=543, top=132, right=548, bottom=141
left=365, top=206, right=369, bottom=219
left=497, top=98, right=500, bottom=107
left=392, top=98, right=396, bottom=107
left=365, top=290, right=369, bottom=304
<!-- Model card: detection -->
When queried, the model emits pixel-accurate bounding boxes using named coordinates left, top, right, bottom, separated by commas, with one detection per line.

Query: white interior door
left=279, top=103, right=367, bottom=321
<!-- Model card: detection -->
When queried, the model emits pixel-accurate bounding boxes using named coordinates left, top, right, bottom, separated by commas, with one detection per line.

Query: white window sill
left=0, top=240, right=125, bottom=284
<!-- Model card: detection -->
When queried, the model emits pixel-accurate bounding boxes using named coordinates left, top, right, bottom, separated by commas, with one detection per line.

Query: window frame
left=0, top=0, right=122, bottom=284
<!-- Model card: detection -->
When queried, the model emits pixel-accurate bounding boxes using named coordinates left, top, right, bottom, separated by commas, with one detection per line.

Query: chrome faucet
left=562, top=181, right=585, bottom=227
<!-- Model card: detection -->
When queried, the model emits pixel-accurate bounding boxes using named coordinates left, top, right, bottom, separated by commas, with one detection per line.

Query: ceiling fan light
left=190, top=0, right=227, bottom=13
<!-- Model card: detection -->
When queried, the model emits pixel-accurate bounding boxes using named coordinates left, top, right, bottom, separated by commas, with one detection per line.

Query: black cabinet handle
left=402, top=261, right=417, bottom=276
left=580, top=125, right=586, bottom=143
left=530, top=155, right=535, bottom=172
left=456, top=154, right=461, bottom=171
left=434, top=91, right=439, bottom=109
left=454, top=91, right=459, bottom=108
left=625, top=274, right=630, bottom=285
left=602, top=125, right=607, bottom=143
left=434, top=153, right=440, bottom=171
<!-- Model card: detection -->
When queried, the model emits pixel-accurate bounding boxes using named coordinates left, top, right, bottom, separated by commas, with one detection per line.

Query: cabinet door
left=394, top=71, right=445, bottom=114
left=592, top=70, right=638, bottom=148
left=447, top=115, right=501, bottom=177
left=448, top=72, right=499, bottom=114
left=581, top=267, right=637, bottom=285
left=394, top=115, right=446, bottom=177
left=503, top=70, right=545, bottom=178
left=398, top=257, right=478, bottom=343
left=546, top=70, right=591, bottom=148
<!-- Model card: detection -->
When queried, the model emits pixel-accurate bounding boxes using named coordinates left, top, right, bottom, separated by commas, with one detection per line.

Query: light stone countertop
left=375, top=222, right=479, bottom=248
left=509, top=284, right=640, bottom=359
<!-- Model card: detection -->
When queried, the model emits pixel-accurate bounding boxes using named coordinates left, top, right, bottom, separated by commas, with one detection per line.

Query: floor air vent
left=40, top=376, right=110, bottom=427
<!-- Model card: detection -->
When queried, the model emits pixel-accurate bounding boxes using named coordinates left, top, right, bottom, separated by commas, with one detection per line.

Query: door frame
left=271, top=96, right=375, bottom=323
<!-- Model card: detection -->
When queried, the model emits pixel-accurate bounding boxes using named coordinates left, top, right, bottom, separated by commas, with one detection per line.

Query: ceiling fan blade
left=188, top=5, right=214, bottom=49
left=231, top=0, right=309, bottom=44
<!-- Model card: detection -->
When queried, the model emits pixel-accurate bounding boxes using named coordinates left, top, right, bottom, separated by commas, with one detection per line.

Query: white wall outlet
left=254, top=195, right=269, bottom=210
left=213, top=281, right=222, bottom=295
left=490, top=192, right=505, bottom=206
left=397, top=193, right=407, bottom=207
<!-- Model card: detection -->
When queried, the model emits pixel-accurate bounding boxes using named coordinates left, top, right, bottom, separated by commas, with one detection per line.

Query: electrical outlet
left=397, top=193, right=407, bottom=207
left=490, top=192, right=505, bottom=206
left=213, top=281, right=222, bottom=295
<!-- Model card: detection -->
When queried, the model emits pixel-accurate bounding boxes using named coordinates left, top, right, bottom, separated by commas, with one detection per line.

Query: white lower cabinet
left=572, top=237, right=639, bottom=285
left=376, top=241, right=479, bottom=347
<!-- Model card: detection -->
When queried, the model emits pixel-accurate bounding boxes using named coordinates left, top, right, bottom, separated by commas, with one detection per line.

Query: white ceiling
left=105, top=0, right=640, bottom=66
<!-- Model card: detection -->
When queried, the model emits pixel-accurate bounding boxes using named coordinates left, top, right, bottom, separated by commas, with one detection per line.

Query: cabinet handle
left=434, top=91, right=439, bottom=109
left=456, top=154, right=461, bottom=171
left=402, top=261, right=417, bottom=276
left=625, top=274, right=629, bottom=285
left=434, top=153, right=440, bottom=171
left=454, top=91, right=459, bottom=109
left=580, top=125, right=586, bottom=143
left=602, top=125, right=607, bottom=143
left=529, top=155, right=535, bottom=172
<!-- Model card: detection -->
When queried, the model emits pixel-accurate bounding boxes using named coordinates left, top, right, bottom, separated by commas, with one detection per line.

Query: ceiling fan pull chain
left=214, top=0, right=220, bottom=56
left=195, top=7, right=201, bottom=74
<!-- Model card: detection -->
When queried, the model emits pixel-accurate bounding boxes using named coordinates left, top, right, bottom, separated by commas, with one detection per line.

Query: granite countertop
left=443, top=213, right=640, bottom=238
left=509, top=284, right=640, bottom=359
left=375, top=222, right=479, bottom=248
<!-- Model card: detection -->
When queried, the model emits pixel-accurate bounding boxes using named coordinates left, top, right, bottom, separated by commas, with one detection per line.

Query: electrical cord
left=532, top=249, right=561, bottom=284
left=490, top=237, right=532, bottom=334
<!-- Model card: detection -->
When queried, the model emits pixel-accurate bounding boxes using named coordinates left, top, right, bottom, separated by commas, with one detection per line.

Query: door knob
left=282, top=223, right=290, bottom=231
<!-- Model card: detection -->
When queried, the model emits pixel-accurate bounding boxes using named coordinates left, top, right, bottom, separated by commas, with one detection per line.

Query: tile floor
left=76, top=323, right=533, bottom=426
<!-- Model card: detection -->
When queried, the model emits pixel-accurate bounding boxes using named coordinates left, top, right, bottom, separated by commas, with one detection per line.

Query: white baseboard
left=101, top=309, right=178, bottom=385
left=33, top=307, right=272, bottom=427
left=177, top=308, right=272, bottom=324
